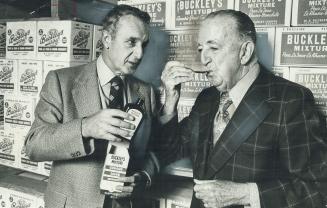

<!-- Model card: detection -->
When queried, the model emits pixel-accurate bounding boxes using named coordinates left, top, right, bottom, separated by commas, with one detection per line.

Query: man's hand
left=104, top=172, right=148, bottom=199
left=161, top=61, right=193, bottom=115
left=82, top=109, right=135, bottom=142
left=194, top=179, right=250, bottom=208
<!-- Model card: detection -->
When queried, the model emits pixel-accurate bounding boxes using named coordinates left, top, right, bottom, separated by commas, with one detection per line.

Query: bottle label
left=122, top=108, right=143, bottom=140
left=100, top=143, right=129, bottom=193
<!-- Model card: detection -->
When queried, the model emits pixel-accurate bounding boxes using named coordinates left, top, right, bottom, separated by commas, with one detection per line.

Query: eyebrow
left=197, top=40, right=220, bottom=46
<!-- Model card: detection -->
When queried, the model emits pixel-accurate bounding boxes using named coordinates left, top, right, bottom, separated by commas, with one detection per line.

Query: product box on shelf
left=0, top=59, right=18, bottom=95
left=292, top=0, right=327, bottom=26
left=6, top=21, right=37, bottom=60
left=0, top=175, right=46, bottom=208
left=181, top=72, right=211, bottom=99
left=37, top=20, right=93, bottom=62
left=274, top=27, right=327, bottom=67
left=92, top=25, right=103, bottom=60
left=235, top=0, right=292, bottom=27
left=289, top=67, right=327, bottom=118
left=167, top=29, right=199, bottom=62
left=4, top=96, right=35, bottom=134
left=0, top=186, right=9, bottom=208
left=119, top=0, right=172, bottom=28
left=0, top=130, right=16, bottom=168
left=272, top=66, right=290, bottom=80
left=18, top=60, right=43, bottom=98
left=171, top=0, right=234, bottom=29
left=0, top=24, right=6, bottom=58
left=177, top=99, right=195, bottom=122
left=256, top=27, right=275, bottom=69
left=43, top=61, right=84, bottom=83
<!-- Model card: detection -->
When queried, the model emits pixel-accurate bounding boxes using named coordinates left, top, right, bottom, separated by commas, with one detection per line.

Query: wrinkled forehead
left=116, top=15, right=149, bottom=40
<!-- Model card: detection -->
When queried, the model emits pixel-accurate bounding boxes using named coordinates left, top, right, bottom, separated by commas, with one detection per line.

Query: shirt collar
left=228, top=65, right=260, bottom=108
left=96, top=55, right=125, bottom=86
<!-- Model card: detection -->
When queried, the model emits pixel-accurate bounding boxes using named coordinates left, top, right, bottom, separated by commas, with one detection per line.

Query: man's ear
left=239, top=41, right=255, bottom=65
left=102, top=30, right=112, bottom=49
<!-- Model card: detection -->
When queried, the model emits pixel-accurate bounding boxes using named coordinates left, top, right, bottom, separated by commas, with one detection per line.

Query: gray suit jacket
left=25, top=61, right=159, bottom=208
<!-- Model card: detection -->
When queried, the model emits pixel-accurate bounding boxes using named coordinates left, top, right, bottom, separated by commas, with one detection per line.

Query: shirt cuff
left=244, top=183, right=261, bottom=208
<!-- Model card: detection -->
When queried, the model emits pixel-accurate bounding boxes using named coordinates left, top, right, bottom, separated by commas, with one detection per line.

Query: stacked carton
left=1, top=19, right=95, bottom=176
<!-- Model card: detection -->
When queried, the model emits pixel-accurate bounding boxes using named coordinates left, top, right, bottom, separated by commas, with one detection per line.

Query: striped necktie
left=105, top=76, right=124, bottom=109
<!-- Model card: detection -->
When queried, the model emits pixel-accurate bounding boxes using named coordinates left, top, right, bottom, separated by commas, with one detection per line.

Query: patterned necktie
left=105, top=76, right=123, bottom=109
left=94, top=76, right=124, bottom=160
left=213, top=92, right=234, bottom=145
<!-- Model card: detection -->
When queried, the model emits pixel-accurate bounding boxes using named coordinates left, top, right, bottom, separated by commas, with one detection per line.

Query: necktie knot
left=105, top=76, right=123, bottom=109
left=219, top=92, right=233, bottom=121
left=110, top=76, right=123, bottom=88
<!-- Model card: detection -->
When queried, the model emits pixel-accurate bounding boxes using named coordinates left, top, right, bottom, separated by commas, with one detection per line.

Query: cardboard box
left=119, top=0, right=172, bottom=29
left=92, top=25, right=103, bottom=60
left=172, top=0, right=234, bottom=29
left=256, top=27, right=275, bottom=69
left=177, top=99, right=195, bottom=121
left=0, top=130, right=16, bottom=168
left=181, top=72, right=211, bottom=99
left=235, top=0, right=292, bottom=27
left=6, top=21, right=37, bottom=60
left=0, top=59, right=18, bottom=95
left=37, top=20, right=93, bottom=62
left=167, top=29, right=199, bottom=63
left=43, top=61, right=84, bottom=83
left=274, top=27, right=327, bottom=67
left=0, top=175, right=46, bottom=208
left=292, top=0, right=327, bottom=26
left=289, top=67, right=327, bottom=117
left=4, top=96, right=35, bottom=133
left=0, top=24, right=6, bottom=58
left=0, top=186, right=9, bottom=208
left=18, top=60, right=43, bottom=98
left=272, top=66, right=290, bottom=80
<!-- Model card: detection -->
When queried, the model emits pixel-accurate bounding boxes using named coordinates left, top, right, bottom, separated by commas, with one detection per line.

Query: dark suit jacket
left=159, top=67, right=327, bottom=208
left=25, top=61, right=159, bottom=208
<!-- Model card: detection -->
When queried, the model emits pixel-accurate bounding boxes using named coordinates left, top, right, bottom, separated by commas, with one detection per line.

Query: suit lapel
left=205, top=69, right=274, bottom=179
left=194, top=88, right=220, bottom=179
left=72, top=61, right=102, bottom=117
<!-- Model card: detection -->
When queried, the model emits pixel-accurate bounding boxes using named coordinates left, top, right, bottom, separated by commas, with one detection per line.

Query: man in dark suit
left=25, top=5, right=159, bottom=208
left=160, top=10, right=327, bottom=208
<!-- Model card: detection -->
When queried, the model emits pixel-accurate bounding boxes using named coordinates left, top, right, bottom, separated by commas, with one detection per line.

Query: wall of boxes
left=0, top=19, right=105, bottom=177
left=1, top=0, right=327, bottom=207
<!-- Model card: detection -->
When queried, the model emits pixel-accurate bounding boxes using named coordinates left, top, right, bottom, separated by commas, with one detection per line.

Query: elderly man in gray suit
left=25, top=5, right=159, bottom=208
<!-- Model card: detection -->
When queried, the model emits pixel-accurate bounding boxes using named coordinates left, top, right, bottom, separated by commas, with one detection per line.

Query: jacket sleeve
left=257, top=87, right=327, bottom=207
left=24, top=70, right=93, bottom=162
left=141, top=86, right=161, bottom=178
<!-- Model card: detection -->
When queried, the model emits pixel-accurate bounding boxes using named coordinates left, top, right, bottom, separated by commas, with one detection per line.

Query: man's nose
left=200, top=49, right=211, bottom=66
left=133, top=44, right=143, bottom=60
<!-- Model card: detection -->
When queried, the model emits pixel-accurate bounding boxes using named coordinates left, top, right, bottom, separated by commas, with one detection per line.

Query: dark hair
left=205, top=10, right=256, bottom=44
left=102, top=4, right=151, bottom=39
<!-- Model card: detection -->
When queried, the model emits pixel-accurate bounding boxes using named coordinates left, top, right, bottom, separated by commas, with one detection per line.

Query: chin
left=122, top=67, right=136, bottom=75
